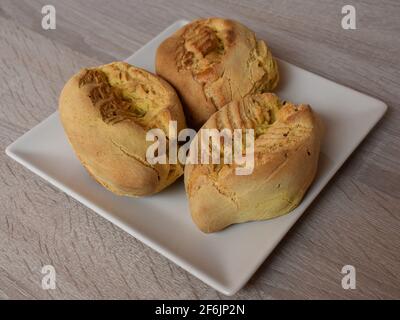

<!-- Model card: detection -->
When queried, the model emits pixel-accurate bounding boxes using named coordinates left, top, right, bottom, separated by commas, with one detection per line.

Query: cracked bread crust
left=59, top=62, right=186, bottom=196
left=184, top=93, right=322, bottom=233
left=156, top=18, right=279, bottom=129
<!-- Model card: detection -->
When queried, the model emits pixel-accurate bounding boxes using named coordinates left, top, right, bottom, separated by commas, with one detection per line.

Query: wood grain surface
left=0, top=0, right=399, bottom=299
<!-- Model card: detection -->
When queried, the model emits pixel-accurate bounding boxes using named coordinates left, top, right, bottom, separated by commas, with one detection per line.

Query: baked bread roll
left=184, top=93, right=322, bottom=233
left=156, top=18, right=279, bottom=129
left=59, top=62, right=186, bottom=196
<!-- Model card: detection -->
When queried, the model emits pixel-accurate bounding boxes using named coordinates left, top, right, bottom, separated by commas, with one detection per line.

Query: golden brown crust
left=59, top=62, right=187, bottom=196
left=184, top=93, right=322, bottom=233
left=156, top=18, right=279, bottom=129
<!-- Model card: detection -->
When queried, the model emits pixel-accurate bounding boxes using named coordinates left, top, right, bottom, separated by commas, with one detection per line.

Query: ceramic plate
left=6, top=20, right=387, bottom=295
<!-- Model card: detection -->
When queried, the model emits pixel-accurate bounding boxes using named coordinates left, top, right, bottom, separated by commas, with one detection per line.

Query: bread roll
left=156, top=18, right=279, bottom=129
left=59, top=62, right=186, bottom=196
left=184, top=93, right=322, bottom=233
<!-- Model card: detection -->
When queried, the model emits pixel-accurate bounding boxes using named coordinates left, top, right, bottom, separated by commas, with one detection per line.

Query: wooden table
left=1, top=0, right=399, bottom=299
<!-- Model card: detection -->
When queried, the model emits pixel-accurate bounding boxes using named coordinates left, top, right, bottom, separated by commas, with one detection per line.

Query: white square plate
left=6, top=20, right=387, bottom=295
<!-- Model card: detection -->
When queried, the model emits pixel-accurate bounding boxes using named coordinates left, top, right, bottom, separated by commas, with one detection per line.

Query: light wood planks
left=0, top=0, right=399, bottom=299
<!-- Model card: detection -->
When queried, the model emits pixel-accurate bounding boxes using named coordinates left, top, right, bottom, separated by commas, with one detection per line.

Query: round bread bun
left=59, top=62, right=187, bottom=196
left=156, top=17, right=279, bottom=129
left=184, top=93, right=322, bottom=233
